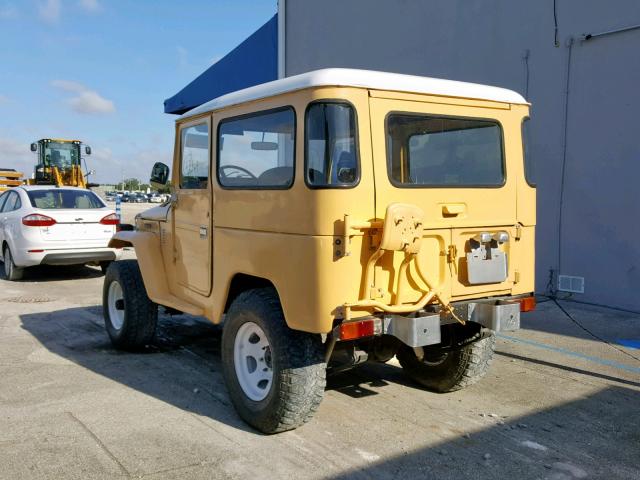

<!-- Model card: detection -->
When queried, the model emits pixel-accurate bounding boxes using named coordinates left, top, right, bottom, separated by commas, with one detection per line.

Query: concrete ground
left=1, top=206, right=639, bottom=479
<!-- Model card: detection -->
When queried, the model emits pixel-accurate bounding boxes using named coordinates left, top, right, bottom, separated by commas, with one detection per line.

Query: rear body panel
left=369, top=92, right=530, bottom=306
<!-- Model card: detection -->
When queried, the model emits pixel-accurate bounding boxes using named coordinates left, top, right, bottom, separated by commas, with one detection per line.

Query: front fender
left=108, top=230, right=170, bottom=301
left=108, top=231, right=203, bottom=316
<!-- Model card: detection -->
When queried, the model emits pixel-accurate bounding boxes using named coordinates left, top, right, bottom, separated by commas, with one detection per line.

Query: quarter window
left=387, top=114, right=504, bottom=187
left=1, top=192, right=20, bottom=212
left=218, top=108, right=295, bottom=189
left=522, top=117, right=535, bottom=186
left=0, top=192, right=8, bottom=212
left=305, top=102, right=358, bottom=187
left=180, top=123, right=210, bottom=189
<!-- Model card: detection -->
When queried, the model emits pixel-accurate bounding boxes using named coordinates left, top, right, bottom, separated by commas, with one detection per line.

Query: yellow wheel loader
left=28, top=138, right=94, bottom=188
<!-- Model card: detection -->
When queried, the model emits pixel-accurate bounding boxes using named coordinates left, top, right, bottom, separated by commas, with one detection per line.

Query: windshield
left=27, top=189, right=105, bottom=209
left=43, top=142, right=80, bottom=169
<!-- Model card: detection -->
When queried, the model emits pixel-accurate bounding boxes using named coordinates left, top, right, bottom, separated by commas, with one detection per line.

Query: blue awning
left=164, top=14, right=278, bottom=115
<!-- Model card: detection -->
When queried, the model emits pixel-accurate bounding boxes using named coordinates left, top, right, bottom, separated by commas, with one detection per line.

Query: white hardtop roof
left=181, top=68, right=528, bottom=119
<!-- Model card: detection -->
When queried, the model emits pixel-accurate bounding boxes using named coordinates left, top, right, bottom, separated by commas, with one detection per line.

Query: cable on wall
left=553, top=0, right=560, bottom=47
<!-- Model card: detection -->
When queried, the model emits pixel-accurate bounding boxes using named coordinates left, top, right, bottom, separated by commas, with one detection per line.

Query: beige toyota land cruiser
left=102, top=69, right=536, bottom=433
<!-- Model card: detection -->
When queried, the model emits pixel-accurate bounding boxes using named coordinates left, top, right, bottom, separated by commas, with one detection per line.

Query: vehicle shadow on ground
left=17, top=306, right=640, bottom=478
left=19, top=306, right=254, bottom=433
left=327, top=385, right=640, bottom=480
left=18, top=304, right=445, bottom=433
left=0, top=262, right=104, bottom=282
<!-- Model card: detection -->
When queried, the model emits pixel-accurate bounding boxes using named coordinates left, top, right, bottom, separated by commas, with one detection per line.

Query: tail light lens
left=339, top=318, right=382, bottom=341
left=518, top=296, right=537, bottom=312
left=100, top=213, right=120, bottom=225
left=22, top=214, right=56, bottom=227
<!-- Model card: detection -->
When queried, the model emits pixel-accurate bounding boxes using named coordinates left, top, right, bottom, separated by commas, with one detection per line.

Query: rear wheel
left=397, top=326, right=495, bottom=392
left=102, top=260, right=157, bottom=350
left=221, top=287, right=326, bottom=434
left=3, top=246, right=24, bottom=281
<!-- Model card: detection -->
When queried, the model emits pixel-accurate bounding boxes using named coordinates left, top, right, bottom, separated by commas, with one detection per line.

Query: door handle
left=441, top=204, right=466, bottom=216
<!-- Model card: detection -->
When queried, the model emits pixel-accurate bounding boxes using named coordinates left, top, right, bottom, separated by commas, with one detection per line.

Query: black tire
left=99, top=261, right=111, bottom=274
left=3, top=246, right=24, bottom=281
left=397, top=327, right=495, bottom=392
left=102, top=260, right=157, bottom=350
left=221, top=287, right=326, bottom=434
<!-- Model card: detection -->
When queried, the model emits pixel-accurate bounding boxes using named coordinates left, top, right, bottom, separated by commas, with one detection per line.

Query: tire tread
left=103, top=260, right=157, bottom=350
left=222, top=287, right=326, bottom=433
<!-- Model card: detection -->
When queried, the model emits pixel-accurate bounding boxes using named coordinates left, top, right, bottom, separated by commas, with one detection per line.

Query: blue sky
left=0, top=0, right=277, bottom=183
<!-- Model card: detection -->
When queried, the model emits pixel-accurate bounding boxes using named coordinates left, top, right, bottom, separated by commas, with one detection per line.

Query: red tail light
left=339, top=318, right=382, bottom=341
left=100, top=213, right=120, bottom=225
left=22, top=214, right=56, bottom=227
left=518, top=296, right=537, bottom=312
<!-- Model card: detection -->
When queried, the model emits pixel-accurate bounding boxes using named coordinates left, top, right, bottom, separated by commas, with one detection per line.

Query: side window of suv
left=305, top=102, right=359, bottom=188
left=218, top=107, right=296, bottom=189
left=180, top=123, right=210, bottom=189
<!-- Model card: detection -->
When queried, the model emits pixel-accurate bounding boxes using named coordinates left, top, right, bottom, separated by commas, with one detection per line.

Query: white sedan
left=0, top=186, right=122, bottom=280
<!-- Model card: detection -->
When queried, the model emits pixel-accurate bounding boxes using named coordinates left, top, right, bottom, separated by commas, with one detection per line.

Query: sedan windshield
left=26, top=189, right=105, bottom=209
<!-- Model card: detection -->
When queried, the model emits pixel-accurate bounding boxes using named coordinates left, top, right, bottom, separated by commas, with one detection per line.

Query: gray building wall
left=284, top=0, right=640, bottom=311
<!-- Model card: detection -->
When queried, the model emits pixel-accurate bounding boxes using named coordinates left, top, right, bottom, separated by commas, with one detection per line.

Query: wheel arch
left=222, top=273, right=279, bottom=315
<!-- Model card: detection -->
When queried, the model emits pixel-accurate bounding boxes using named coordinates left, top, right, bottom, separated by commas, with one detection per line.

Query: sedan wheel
left=3, top=247, right=24, bottom=281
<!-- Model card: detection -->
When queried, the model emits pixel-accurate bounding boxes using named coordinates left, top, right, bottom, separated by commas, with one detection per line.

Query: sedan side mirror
left=30, top=143, right=38, bottom=152
left=150, top=162, right=170, bottom=186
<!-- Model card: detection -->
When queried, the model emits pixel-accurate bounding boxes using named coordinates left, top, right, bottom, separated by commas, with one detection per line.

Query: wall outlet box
left=558, top=275, right=585, bottom=293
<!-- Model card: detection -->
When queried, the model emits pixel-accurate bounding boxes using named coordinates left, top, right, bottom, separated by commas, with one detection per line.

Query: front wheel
left=3, top=246, right=24, bottom=281
left=221, top=287, right=326, bottom=434
left=102, top=260, right=157, bottom=350
left=397, top=326, right=495, bottom=392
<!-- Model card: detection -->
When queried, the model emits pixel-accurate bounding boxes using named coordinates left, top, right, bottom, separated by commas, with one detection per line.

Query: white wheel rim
left=233, top=322, right=273, bottom=401
left=107, top=281, right=125, bottom=330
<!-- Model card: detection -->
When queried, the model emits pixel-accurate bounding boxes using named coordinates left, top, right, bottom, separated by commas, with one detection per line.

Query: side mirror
left=150, top=162, right=170, bottom=187
left=30, top=143, right=38, bottom=152
left=85, top=146, right=92, bottom=155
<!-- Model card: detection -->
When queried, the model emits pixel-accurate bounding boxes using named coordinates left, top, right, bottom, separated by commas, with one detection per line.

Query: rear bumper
left=41, top=250, right=117, bottom=265
left=14, top=247, right=121, bottom=267
left=335, top=295, right=531, bottom=348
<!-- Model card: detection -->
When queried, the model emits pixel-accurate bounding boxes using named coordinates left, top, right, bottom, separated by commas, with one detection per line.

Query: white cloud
left=0, top=137, right=35, bottom=175
left=37, top=0, right=60, bottom=24
left=51, top=80, right=115, bottom=115
left=78, top=0, right=101, bottom=13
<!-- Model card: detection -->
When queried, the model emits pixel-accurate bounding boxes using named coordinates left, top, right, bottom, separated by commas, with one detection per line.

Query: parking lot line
left=497, top=333, right=640, bottom=374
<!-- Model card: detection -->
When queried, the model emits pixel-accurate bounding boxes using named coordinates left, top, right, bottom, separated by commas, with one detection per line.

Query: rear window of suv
left=387, top=113, right=504, bottom=187
left=27, top=189, right=105, bottom=209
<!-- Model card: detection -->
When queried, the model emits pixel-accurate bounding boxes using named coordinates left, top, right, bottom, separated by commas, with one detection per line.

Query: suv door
left=369, top=95, right=517, bottom=301
left=171, top=118, right=213, bottom=296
